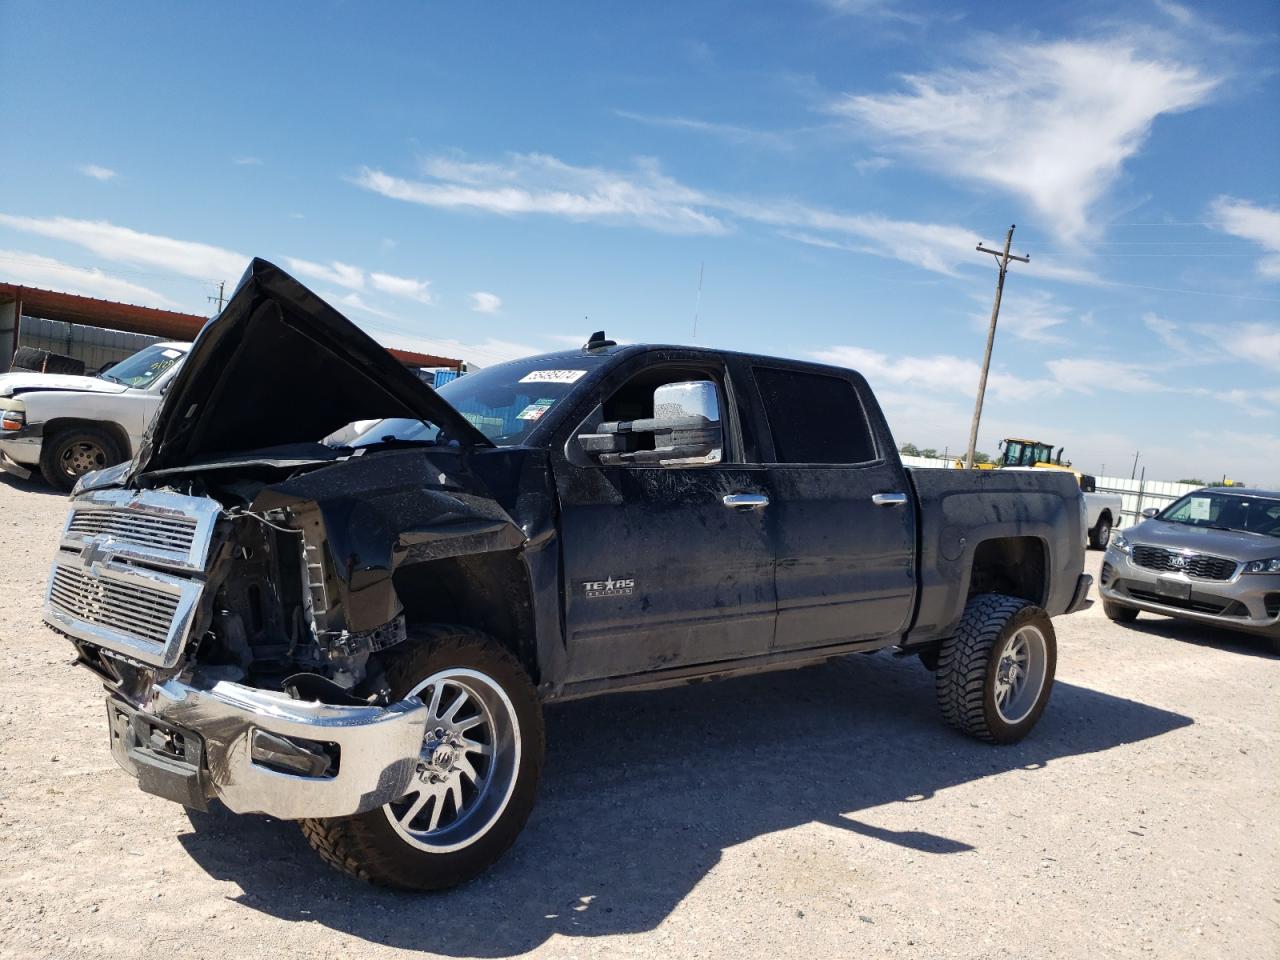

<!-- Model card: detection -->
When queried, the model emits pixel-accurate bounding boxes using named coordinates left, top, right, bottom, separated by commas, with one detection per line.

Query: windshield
left=1158, top=491, right=1280, bottom=537
left=100, top=344, right=186, bottom=388
left=350, top=357, right=597, bottom=448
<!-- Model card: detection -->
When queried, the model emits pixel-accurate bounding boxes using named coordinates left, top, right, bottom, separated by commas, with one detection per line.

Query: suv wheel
left=935, top=594, right=1057, bottom=744
left=301, top=626, right=544, bottom=890
left=1103, top=599, right=1139, bottom=623
left=39, top=426, right=124, bottom=490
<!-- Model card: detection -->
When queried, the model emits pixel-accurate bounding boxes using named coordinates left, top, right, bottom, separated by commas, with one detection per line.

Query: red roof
left=0, top=282, right=461, bottom=369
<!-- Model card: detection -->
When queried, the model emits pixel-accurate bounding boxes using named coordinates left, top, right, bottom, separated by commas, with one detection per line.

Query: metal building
left=0, top=282, right=463, bottom=374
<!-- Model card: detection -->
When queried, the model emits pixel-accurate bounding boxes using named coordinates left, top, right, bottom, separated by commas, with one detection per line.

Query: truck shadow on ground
left=179, top=653, right=1191, bottom=956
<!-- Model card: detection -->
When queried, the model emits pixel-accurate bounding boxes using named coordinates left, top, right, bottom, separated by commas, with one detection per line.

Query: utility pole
left=207, top=281, right=226, bottom=314
left=964, top=225, right=1030, bottom=469
left=1131, top=450, right=1141, bottom=480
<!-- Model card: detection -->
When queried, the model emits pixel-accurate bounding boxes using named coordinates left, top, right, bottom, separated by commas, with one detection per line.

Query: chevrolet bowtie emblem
left=79, top=540, right=115, bottom=567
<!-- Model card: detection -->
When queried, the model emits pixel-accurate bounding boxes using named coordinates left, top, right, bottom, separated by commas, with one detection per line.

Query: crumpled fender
left=252, top=447, right=527, bottom=632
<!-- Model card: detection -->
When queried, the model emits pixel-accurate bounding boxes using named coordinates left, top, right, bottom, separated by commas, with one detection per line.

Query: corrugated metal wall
left=18, top=316, right=163, bottom=373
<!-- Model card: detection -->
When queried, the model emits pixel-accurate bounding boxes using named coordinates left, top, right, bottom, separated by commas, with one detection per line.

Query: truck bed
left=904, top=467, right=1087, bottom=645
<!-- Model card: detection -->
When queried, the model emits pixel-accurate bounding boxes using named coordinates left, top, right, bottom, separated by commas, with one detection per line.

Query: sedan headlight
left=1244, top=558, right=1280, bottom=574
left=1110, top=532, right=1131, bottom=555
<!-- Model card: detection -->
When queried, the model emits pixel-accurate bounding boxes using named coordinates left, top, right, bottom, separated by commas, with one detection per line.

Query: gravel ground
left=1, top=475, right=1276, bottom=960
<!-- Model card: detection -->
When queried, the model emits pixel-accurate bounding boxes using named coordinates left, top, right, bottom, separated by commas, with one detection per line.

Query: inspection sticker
left=519, top=369, right=587, bottom=384
left=516, top=399, right=555, bottom=421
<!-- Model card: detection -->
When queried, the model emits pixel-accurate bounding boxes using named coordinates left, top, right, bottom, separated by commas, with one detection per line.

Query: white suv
left=0, top=341, right=190, bottom=489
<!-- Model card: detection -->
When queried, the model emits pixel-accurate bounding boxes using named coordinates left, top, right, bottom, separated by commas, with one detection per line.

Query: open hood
left=130, top=258, right=489, bottom=478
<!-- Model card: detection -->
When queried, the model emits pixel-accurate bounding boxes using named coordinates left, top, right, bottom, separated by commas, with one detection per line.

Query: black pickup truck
left=43, top=260, right=1091, bottom=890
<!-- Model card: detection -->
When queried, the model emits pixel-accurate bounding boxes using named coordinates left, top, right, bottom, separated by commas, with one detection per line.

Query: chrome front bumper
left=1100, top=548, right=1280, bottom=638
left=108, top=678, right=430, bottom=820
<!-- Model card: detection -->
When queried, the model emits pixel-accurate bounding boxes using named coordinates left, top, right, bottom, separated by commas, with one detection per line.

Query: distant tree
left=899, top=442, right=921, bottom=456
left=1177, top=478, right=1206, bottom=486
left=974, top=451, right=992, bottom=464
left=920, top=448, right=939, bottom=459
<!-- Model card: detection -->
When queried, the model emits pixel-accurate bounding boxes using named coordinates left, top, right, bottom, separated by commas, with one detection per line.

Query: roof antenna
left=583, top=330, right=616, bottom=351
left=692, top=261, right=704, bottom=341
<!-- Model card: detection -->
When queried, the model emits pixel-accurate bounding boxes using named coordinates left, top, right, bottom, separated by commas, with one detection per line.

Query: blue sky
left=1, top=0, right=1277, bottom=482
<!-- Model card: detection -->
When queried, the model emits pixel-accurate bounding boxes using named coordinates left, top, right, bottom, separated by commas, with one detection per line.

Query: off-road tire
left=300, top=626, right=544, bottom=891
left=935, top=593, right=1057, bottom=744
left=39, top=425, right=124, bottom=490
left=1089, top=514, right=1112, bottom=550
left=1103, top=599, right=1140, bottom=623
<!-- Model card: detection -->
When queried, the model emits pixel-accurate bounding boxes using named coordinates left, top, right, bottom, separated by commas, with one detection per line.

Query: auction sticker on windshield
left=516, top=399, right=555, bottom=421
left=519, top=369, right=586, bottom=384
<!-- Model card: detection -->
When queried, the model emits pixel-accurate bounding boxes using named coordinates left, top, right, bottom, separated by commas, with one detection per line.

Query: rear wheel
left=1089, top=513, right=1112, bottom=550
left=935, top=594, right=1056, bottom=744
left=1103, top=599, right=1139, bottom=623
left=39, top=426, right=124, bottom=490
left=301, top=626, right=544, bottom=890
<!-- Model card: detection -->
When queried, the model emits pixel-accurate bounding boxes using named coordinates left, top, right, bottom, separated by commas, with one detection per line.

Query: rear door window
left=752, top=366, right=876, bottom=464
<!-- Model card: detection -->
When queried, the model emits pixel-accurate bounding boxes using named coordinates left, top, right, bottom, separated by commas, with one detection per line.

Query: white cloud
left=0, top=249, right=176, bottom=307
left=284, top=257, right=365, bottom=290
left=233, top=157, right=263, bottom=166
left=355, top=150, right=1103, bottom=283
left=0, top=213, right=246, bottom=282
left=469, top=291, right=502, bottom=314
left=814, top=344, right=1045, bottom=403
left=853, top=156, right=892, bottom=175
left=1210, top=197, right=1280, bottom=279
left=79, top=164, right=117, bottom=181
left=354, top=154, right=731, bottom=235
left=830, top=41, right=1217, bottom=237
left=978, top=290, right=1073, bottom=344
left=1216, top=321, right=1280, bottom=373
left=334, top=291, right=398, bottom=321
left=370, top=271, right=433, bottom=304
left=1142, top=312, right=1189, bottom=353
left=613, top=110, right=794, bottom=150
left=374, top=333, right=544, bottom=369
left=1044, top=357, right=1169, bottom=393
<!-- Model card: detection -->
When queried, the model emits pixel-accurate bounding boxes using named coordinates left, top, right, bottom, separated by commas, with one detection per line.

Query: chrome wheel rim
left=383, top=668, right=520, bottom=853
left=993, top=625, right=1048, bottom=724
left=61, top=440, right=106, bottom=477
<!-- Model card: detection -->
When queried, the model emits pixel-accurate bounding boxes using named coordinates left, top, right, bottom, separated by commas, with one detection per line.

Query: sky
left=1, top=0, right=1277, bottom=483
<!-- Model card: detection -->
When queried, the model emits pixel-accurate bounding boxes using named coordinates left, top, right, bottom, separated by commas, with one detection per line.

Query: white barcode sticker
left=519, top=369, right=586, bottom=384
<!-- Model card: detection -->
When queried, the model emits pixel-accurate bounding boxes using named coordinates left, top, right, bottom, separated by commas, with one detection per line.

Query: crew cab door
left=551, top=354, right=776, bottom=684
left=750, top=364, right=916, bottom=650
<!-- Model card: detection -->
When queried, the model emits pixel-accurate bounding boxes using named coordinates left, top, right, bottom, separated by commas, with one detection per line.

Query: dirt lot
left=0, top=475, right=1276, bottom=960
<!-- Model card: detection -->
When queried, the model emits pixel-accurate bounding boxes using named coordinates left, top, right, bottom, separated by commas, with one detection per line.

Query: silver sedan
left=1099, top=487, right=1280, bottom=649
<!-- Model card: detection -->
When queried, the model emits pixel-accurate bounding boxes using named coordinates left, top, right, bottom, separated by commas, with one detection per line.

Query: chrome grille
left=66, top=510, right=197, bottom=555
left=1131, top=545, right=1237, bottom=581
left=44, top=489, right=221, bottom=668
left=49, top=559, right=180, bottom=646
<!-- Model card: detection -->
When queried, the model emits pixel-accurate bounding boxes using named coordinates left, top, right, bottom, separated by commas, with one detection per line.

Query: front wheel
left=1103, top=599, right=1139, bottom=623
left=935, top=594, right=1057, bottom=744
left=301, top=626, right=544, bottom=890
left=39, top=426, right=124, bottom=490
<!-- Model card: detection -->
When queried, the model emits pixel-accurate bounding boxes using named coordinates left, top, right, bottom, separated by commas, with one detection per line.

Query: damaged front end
left=42, top=259, right=525, bottom=819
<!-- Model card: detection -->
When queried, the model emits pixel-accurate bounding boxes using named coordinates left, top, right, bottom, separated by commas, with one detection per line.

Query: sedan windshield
left=99, top=344, right=187, bottom=388
left=351, top=357, right=598, bottom=448
left=1158, top=491, right=1280, bottom=537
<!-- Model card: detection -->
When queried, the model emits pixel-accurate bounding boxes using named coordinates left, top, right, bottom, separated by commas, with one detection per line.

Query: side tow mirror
left=578, top=380, right=723, bottom=466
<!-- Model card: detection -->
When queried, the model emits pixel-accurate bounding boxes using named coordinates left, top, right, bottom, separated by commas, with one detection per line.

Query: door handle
left=872, top=492, right=908, bottom=506
left=722, top=493, right=769, bottom=511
